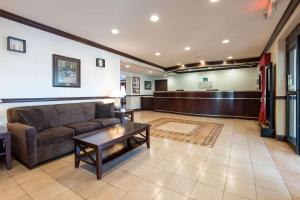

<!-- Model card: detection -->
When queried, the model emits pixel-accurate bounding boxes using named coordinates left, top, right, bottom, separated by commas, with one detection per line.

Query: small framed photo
left=96, top=58, right=105, bottom=67
left=7, top=36, right=26, bottom=53
left=144, top=81, right=152, bottom=90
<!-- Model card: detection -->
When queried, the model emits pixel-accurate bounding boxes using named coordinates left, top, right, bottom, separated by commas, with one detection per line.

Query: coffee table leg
left=5, top=134, right=11, bottom=170
left=75, top=142, right=80, bottom=168
left=146, top=128, right=150, bottom=149
left=96, top=147, right=103, bottom=180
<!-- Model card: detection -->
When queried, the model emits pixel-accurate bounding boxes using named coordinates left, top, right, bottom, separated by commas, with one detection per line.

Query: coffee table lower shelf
left=74, top=125, right=150, bottom=180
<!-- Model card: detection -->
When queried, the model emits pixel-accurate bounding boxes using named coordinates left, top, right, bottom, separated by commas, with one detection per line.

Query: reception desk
left=154, top=91, right=261, bottom=119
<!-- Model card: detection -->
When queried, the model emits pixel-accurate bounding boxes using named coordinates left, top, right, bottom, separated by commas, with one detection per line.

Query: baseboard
left=276, top=135, right=287, bottom=141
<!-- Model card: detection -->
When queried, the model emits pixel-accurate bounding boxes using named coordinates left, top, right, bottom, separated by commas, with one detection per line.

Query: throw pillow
left=95, top=103, right=115, bottom=118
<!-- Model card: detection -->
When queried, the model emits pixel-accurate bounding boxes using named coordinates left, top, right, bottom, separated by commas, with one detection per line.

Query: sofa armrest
left=7, top=122, right=37, bottom=168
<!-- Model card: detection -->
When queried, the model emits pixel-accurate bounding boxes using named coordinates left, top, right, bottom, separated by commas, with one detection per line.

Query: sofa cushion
left=91, top=118, right=120, bottom=127
left=37, top=126, right=75, bottom=146
left=65, top=121, right=102, bottom=135
left=55, top=104, right=85, bottom=125
left=95, top=103, right=115, bottom=118
left=17, top=109, right=50, bottom=132
left=81, top=102, right=96, bottom=121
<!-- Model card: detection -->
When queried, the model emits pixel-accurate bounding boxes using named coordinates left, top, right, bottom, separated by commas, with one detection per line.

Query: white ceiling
left=0, top=0, right=290, bottom=67
left=120, top=61, right=168, bottom=77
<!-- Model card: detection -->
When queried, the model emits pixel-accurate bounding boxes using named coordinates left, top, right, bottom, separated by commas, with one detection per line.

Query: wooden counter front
left=154, top=91, right=261, bottom=119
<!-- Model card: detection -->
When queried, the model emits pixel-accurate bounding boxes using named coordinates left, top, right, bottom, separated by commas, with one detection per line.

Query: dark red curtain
left=259, top=53, right=271, bottom=125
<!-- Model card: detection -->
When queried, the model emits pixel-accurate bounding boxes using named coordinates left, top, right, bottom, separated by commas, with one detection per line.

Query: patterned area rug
left=149, top=118, right=223, bottom=148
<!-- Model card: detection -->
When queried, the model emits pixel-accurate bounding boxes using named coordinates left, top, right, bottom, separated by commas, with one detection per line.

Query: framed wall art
left=132, top=77, right=140, bottom=94
left=52, top=54, right=81, bottom=88
left=144, top=81, right=152, bottom=90
left=7, top=36, right=26, bottom=53
left=96, top=58, right=105, bottom=67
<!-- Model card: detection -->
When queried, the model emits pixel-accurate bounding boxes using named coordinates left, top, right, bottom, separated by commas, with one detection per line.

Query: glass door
left=286, top=35, right=300, bottom=153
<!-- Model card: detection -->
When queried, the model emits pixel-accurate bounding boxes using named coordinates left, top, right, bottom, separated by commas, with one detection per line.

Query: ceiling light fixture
left=184, top=46, right=191, bottom=51
left=210, top=0, right=219, bottom=3
left=111, top=28, right=119, bottom=35
left=155, top=52, right=161, bottom=56
left=150, top=14, right=160, bottom=22
left=227, top=56, right=233, bottom=59
left=223, top=61, right=227, bottom=64
left=164, top=75, right=167, bottom=77
left=181, top=64, right=185, bottom=67
left=148, top=70, right=152, bottom=73
left=125, top=65, right=130, bottom=68
left=200, top=60, right=205, bottom=65
left=222, top=39, right=230, bottom=44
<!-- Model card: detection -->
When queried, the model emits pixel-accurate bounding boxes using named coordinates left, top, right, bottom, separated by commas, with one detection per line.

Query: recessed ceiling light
left=148, top=70, right=152, bottom=73
left=150, top=14, right=160, bottom=22
left=227, top=56, right=233, bottom=59
left=210, top=0, right=219, bottom=3
left=164, top=74, right=167, bottom=77
left=125, top=65, right=130, bottom=68
left=223, top=61, right=227, bottom=64
left=177, top=63, right=181, bottom=66
left=200, top=60, right=205, bottom=65
left=184, top=46, right=191, bottom=51
left=222, top=39, right=230, bottom=44
left=111, top=28, right=119, bottom=35
left=155, top=52, right=160, bottom=56
left=181, top=64, right=185, bottom=67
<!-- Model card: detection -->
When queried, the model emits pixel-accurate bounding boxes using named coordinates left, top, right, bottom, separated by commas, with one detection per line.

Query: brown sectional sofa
left=7, top=102, right=121, bottom=168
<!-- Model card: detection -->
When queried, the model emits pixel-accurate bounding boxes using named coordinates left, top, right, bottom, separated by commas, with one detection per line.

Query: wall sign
left=198, top=77, right=213, bottom=89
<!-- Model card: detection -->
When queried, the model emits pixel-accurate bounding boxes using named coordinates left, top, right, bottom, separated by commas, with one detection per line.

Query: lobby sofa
left=7, top=102, right=121, bottom=168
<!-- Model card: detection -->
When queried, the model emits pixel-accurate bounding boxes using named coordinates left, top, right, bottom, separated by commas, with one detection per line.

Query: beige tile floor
left=1, top=111, right=300, bottom=200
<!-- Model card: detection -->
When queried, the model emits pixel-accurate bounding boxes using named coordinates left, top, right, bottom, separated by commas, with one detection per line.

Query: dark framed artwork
left=132, top=77, right=140, bottom=94
left=52, top=54, right=81, bottom=88
left=96, top=58, right=105, bottom=67
left=144, top=81, right=152, bottom=90
left=7, top=36, right=26, bottom=53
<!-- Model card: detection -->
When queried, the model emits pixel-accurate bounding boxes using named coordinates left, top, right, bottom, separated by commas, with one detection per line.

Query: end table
left=0, top=126, right=12, bottom=170
left=115, top=109, right=135, bottom=123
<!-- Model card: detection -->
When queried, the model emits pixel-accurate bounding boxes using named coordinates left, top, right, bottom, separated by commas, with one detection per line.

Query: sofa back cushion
left=17, top=109, right=50, bottom=132
left=7, top=102, right=100, bottom=126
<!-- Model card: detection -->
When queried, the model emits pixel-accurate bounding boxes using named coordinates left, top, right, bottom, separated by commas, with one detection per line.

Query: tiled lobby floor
left=1, top=111, right=300, bottom=200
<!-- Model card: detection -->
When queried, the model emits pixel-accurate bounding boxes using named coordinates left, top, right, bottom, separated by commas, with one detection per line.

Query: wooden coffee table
left=73, top=121, right=150, bottom=180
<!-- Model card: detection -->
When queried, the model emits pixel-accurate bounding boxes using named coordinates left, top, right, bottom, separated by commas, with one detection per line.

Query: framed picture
left=7, top=36, right=26, bottom=53
left=96, top=58, right=105, bottom=67
left=144, top=81, right=152, bottom=90
left=132, top=77, right=140, bottom=94
left=52, top=54, right=81, bottom=88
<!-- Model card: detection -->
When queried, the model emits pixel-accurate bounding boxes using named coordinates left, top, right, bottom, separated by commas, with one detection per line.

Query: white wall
left=163, top=67, right=258, bottom=91
left=0, top=17, right=155, bottom=124
left=121, top=71, right=154, bottom=109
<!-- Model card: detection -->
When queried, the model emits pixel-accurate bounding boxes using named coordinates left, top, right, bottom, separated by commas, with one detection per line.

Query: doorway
left=286, top=24, right=300, bottom=153
left=155, top=80, right=168, bottom=91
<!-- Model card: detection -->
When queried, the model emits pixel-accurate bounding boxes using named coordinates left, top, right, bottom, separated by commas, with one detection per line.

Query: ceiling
left=0, top=0, right=290, bottom=67
left=120, top=61, right=168, bottom=77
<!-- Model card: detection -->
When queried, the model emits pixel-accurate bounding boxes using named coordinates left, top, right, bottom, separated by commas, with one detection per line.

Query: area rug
left=148, top=118, right=223, bottom=148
